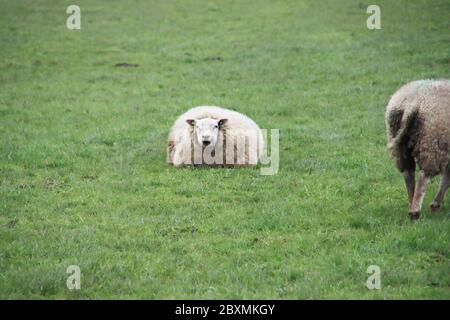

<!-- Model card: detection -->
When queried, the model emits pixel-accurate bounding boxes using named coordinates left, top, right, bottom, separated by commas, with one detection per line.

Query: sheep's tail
left=386, top=103, right=419, bottom=158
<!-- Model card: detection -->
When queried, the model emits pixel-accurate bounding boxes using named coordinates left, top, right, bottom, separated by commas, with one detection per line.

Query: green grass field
left=1, top=0, right=449, bottom=299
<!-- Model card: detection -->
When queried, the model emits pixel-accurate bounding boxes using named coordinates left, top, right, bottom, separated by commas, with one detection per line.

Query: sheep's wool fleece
left=167, top=106, right=264, bottom=167
left=386, top=79, right=450, bottom=176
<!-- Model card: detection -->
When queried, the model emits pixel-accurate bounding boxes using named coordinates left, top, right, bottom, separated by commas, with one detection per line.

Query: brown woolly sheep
left=385, top=79, right=450, bottom=220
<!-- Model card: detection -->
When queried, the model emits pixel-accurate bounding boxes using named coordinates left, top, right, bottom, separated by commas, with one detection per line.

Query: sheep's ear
left=218, top=119, right=228, bottom=128
left=186, top=119, right=195, bottom=126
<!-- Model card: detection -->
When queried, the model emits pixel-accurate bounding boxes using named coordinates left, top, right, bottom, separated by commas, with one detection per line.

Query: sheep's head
left=186, top=118, right=228, bottom=148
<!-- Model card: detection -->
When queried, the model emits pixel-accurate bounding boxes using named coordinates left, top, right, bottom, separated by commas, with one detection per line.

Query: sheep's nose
left=202, top=135, right=211, bottom=141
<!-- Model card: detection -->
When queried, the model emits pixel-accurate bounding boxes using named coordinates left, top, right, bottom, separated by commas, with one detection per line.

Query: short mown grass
left=0, top=0, right=449, bottom=299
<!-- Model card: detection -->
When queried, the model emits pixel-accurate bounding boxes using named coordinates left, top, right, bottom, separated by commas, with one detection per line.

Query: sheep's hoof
left=408, top=211, right=421, bottom=221
left=429, top=201, right=441, bottom=213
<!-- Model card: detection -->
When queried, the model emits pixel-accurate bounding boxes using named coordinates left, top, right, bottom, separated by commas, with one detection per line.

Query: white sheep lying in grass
left=167, top=106, right=264, bottom=167
left=385, top=79, right=450, bottom=220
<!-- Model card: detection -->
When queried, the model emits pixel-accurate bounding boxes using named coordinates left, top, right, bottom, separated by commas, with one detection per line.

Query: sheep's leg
left=430, top=168, right=450, bottom=212
left=409, top=170, right=430, bottom=220
left=403, top=170, right=416, bottom=209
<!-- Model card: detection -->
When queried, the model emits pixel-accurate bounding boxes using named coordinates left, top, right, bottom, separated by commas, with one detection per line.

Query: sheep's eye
left=214, top=125, right=218, bottom=128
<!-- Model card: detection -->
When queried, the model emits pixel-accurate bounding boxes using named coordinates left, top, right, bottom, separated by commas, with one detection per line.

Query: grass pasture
left=0, top=0, right=449, bottom=299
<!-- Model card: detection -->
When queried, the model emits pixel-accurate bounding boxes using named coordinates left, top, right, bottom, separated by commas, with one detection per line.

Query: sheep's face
left=186, top=118, right=228, bottom=148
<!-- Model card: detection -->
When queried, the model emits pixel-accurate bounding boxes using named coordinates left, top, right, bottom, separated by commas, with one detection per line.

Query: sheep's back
left=414, top=80, right=450, bottom=175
